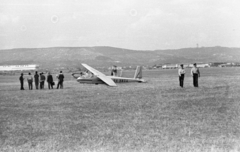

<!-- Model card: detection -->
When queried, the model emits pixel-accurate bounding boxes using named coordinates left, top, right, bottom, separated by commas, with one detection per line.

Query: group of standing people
left=19, top=71, right=64, bottom=90
left=178, top=63, right=200, bottom=88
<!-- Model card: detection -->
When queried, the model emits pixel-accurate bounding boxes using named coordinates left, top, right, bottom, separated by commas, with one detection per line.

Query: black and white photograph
left=0, top=0, right=240, bottom=151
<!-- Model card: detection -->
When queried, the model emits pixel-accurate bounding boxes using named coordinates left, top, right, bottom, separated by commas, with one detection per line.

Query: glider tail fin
left=133, top=66, right=142, bottom=79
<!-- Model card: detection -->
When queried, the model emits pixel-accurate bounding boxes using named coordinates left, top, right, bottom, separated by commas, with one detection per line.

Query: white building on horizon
left=0, top=64, right=39, bottom=71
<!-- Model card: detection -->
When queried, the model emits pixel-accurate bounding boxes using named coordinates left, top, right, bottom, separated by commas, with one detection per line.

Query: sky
left=0, top=0, right=240, bottom=50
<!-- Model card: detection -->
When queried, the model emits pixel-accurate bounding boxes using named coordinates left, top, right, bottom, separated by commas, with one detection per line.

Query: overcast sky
left=0, top=0, right=240, bottom=50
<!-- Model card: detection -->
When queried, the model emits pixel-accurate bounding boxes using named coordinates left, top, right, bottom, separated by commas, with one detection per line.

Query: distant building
left=209, top=62, right=227, bottom=67
left=181, top=64, right=189, bottom=68
left=162, top=64, right=178, bottom=69
left=0, top=64, right=39, bottom=71
left=108, top=66, right=122, bottom=70
left=218, top=63, right=236, bottom=67
left=188, top=63, right=210, bottom=68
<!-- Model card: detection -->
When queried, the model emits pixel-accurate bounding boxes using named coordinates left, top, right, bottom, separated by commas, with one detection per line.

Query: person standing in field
left=27, top=72, right=33, bottom=90
left=57, top=71, right=64, bottom=89
left=39, top=73, right=42, bottom=89
left=41, top=72, right=46, bottom=89
left=178, top=64, right=185, bottom=87
left=39, top=73, right=45, bottom=89
left=191, top=63, right=200, bottom=87
left=111, top=65, right=117, bottom=76
left=19, top=73, right=24, bottom=90
left=34, top=71, right=39, bottom=89
left=47, top=72, right=54, bottom=89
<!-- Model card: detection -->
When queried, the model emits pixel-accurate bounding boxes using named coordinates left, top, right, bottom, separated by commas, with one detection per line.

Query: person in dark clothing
left=27, top=72, right=33, bottom=90
left=178, top=64, right=185, bottom=87
left=111, top=65, right=117, bottom=76
left=57, top=71, right=64, bottom=89
left=39, top=73, right=42, bottom=89
left=191, top=63, right=200, bottom=87
left=47, top=72, right=54, bottom=89
left=19, top=73, right=24, bottom=90
left=34, top=71, right=39, bottom=89
left=39, top=73, right=45, bottom=89
left=42, top=73, right=46, bottom=89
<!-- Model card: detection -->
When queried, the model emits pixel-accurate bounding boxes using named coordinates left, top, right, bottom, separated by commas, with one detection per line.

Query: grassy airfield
left=0, top=68, right=240, bottom=152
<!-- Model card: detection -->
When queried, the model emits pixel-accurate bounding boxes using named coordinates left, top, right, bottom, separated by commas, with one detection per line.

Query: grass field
left=0, top=68, right=240, bottom=152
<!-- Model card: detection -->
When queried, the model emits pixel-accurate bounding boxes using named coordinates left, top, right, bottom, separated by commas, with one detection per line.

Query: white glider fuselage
left=76, top=75, right=145, bottom=85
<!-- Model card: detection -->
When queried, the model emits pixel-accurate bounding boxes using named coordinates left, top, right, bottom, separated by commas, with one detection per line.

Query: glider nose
left=77, top=77, right=82, bottom=82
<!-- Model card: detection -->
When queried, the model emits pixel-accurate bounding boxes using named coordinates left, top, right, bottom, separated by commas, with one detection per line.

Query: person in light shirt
left=178, top=64, right=185, bottom=87
left=27, top=72, right=33, bottom=90
left=191, top=63, right=200, bottom=87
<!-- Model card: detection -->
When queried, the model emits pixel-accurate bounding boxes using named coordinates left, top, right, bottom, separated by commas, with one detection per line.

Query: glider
left=72, top=63, right=146, bottom=87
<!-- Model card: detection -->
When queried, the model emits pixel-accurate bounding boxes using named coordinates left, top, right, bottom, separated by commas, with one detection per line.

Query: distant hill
left=0, top=46, right=240, bottom=70
left=154, top=46, right=240, bottom=64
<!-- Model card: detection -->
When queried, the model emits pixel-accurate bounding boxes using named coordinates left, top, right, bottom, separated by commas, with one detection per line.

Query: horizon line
left=0, top=45, right=238, bottom=51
